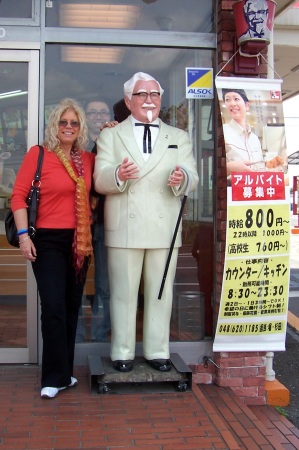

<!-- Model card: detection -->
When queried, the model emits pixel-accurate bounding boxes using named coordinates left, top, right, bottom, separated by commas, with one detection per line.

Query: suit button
left=130, top=212, right=136, bottom=218
left=159, top=189, right=164, bottom=194
left=159, top=213, right=164, bottom=218
left=130, top=188, right=135, bottom=194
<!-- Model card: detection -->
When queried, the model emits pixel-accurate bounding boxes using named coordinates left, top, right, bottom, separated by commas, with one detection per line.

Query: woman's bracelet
left=17, top=228, right=29, bottom=236
left=19, top=236, right=30, bottom=245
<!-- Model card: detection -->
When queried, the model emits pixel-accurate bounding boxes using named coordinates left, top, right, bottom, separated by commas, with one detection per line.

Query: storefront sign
left=214, top=76, right=290, bottom=352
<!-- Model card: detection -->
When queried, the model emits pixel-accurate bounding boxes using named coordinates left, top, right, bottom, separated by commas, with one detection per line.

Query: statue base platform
left=88, top=353, right=192, bottom=394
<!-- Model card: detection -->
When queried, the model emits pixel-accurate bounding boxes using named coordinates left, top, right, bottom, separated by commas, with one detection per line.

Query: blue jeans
left=76, top=222, right=111, bottom=342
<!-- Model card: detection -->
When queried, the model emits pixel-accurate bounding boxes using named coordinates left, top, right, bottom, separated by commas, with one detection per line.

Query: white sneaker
left=41, top=377, right=77, bottom=398
left=69, top=377, right=78, bottom=387
left=41, top=386, right=66, bottom=399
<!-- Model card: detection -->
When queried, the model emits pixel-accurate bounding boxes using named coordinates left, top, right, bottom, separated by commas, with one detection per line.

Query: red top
left=11, top=145, right=95, bottom=229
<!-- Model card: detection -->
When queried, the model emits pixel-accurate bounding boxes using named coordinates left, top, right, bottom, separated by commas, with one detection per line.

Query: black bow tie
left=135, top=123, right=159, bottom=153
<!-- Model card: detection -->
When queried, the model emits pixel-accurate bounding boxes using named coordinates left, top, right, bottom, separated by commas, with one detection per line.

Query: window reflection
left=0, top=0, right=32, bottom=19
left=45, top=43, right=214, bottom=342
left=0, top=61, right=29, bottom=349
left=46, top=0, right=214, bottom=33
left=0, top=63, right=28, bottom=179
left=45, top=43, right=214, bottom=223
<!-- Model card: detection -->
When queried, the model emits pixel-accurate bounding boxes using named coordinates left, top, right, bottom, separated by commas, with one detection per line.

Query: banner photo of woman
left=214, top=76, right=290, bottom=352
left=218, top=77, right=288, bottom=184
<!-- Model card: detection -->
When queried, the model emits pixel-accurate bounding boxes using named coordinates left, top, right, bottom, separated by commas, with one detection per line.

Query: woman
left=11, top=98, right=95, bottom=399
left=222, top=88, right=266, bottom=176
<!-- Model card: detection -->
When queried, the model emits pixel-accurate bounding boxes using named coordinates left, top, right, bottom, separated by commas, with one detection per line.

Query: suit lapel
left=117, top=118, right=145, bottom=167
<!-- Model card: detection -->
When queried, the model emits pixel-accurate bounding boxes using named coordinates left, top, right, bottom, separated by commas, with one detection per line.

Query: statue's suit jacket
left=94, top=117, right=199, bottom=249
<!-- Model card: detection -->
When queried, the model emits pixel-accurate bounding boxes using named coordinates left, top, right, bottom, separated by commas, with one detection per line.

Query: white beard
left=146, top=110, right=153, bottom=122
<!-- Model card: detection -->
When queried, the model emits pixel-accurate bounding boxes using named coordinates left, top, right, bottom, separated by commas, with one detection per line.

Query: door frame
left=0, top=49, right=39, bottom=363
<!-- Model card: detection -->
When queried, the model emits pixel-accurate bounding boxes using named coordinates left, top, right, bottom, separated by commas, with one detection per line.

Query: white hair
left=124, top=72, right=164, bottom=99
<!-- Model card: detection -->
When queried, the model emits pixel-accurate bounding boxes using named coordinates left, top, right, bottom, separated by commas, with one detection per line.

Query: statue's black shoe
left=113, top=360, right=133, bottom=372
left=146, top=359, right=171, bottom=372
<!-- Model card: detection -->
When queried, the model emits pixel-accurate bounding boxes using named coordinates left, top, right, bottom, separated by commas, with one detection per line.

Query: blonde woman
left=11, top=98, right=94, bottom=398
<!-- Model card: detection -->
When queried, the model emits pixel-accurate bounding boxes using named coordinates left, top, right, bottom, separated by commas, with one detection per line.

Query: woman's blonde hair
left=43, top=98, right=89, bottom=150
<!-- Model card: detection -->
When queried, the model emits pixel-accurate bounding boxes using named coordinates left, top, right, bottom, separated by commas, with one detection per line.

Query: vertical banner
left=214, top=77, right=290, bottom=352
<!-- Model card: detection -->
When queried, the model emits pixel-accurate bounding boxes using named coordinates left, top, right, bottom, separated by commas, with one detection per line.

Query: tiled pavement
left=1, top=365, right=299, bottom=450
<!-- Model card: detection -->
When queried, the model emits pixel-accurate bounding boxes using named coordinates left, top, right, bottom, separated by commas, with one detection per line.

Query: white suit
left=94, top=116, right=198, bottom=361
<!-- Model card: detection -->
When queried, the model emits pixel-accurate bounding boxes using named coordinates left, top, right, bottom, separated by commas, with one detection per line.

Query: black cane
left=158, top=168, right=192, bottom=299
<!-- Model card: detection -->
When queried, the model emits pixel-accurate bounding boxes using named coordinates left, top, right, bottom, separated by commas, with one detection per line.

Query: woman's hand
left=19, top=236, right=37, bottom=261
left=13, top=209, right=37, bottom=261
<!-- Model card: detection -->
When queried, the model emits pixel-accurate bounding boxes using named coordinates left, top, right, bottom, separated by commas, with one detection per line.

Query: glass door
left=0, top=49, right=39, bottom=363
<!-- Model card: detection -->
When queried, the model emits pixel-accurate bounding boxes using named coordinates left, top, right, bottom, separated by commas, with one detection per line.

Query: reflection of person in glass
left=85, top=99, right=111, bottom=341
left=85, top=99, right=111, bottom=150
left=76, top=99, right=112, bottom=343
left=222, top=88, right=265, bottom=176
left=240, top=0, right=269, bottom=40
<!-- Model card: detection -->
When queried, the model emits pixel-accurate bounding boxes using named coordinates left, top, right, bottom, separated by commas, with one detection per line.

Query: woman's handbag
left=5, top=145, right=44, bottom=247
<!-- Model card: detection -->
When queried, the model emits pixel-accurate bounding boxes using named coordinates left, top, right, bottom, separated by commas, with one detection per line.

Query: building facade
left=0, top=0, right=269, bottom=404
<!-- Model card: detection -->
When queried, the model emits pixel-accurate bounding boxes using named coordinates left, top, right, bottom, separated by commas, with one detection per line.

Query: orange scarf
left=55, top=146, right=93, bottom=274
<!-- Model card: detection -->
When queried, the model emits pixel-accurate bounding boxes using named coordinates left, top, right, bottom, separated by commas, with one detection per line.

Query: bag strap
left=27, top=146, right=44, bottom=235
left=27, top=145, right=44, bottom=203
left=33, top=145, right=44, bottom=183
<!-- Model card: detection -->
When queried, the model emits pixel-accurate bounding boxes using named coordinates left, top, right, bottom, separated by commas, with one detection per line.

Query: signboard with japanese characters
left=214, top=77, right=290, bottom=352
